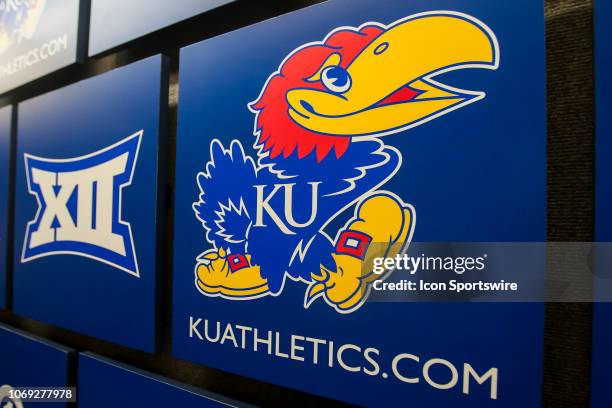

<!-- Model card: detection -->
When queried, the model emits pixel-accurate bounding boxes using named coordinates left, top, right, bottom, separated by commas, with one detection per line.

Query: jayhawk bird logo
left=192, top=11, right=500, bottom=313
left=0, top=0, right=46, bottom=54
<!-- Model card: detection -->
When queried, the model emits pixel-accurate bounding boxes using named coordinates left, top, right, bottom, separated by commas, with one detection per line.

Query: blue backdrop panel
left=78, top=353, right=249, bottom=408
left=592, top=0, right=612, bottom=406
left=0, top=323, right=73, bottom=408
left=172, top=0, right=546, bottom=406
left=88, top=0, right=235, bottom=56
left=0, top=0, right=82, bottom=94
left=0, top=106, right=9, bottom=309
left=13, top=55, right=167, bottom=352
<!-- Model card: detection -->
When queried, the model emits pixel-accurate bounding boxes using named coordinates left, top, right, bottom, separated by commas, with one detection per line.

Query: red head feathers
left=249, top=25, right=384, bottom=162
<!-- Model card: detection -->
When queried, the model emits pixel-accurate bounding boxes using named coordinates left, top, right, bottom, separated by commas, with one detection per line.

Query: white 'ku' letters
left=253, top=182, right=321, bottom=235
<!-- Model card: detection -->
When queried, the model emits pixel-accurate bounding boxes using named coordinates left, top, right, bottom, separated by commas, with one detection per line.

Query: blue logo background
left=0, top=106, right=10, bottom=309
left=13, top=55, right=167, bottom=352
left=0, top=0, right=81, bottom=94
left=172, top=0, right=546, bottom=406
left=78, top=353, right=245, bottom=408
left=0, top=323, right=73, bottom=408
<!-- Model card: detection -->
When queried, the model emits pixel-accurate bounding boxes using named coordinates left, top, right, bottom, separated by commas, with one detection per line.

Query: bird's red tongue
left=376, top=86, right=421, bottom=107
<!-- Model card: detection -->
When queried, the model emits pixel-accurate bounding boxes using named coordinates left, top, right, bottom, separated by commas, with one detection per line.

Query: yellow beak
left=286, top=12, right=499, bottom=137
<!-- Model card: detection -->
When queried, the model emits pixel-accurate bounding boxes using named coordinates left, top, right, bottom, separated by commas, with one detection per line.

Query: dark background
left=0, top=0, right=595, bottom=406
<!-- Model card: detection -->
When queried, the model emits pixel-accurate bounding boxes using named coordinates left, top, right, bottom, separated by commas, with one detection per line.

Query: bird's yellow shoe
left=195, top=248, right=270, bottom=299
left=305, top=193, right=415, bottom=312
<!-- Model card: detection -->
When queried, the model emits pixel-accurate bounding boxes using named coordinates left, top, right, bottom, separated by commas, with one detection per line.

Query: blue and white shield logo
left=21, top=131, right=142, bottom=277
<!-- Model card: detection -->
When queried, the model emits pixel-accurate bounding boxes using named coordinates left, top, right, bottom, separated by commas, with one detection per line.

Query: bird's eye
left=321, top=66, right=352, bottom=94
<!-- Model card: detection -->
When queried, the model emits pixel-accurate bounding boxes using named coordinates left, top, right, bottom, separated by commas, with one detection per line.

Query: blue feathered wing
left=193, top=139, right=273, bottom=255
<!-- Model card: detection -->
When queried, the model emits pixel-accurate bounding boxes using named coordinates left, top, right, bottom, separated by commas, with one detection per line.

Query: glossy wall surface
left=172, top=0, right=546, bottom=406
left=0, top=106, right=10, bottom=309
left=0, top=323, right=74, bottom=408
left=88, top=0, right=235, bottom=56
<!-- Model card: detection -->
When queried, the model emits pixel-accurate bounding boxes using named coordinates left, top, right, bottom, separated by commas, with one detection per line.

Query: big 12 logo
left=21, top=131, right=142, bottom=276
